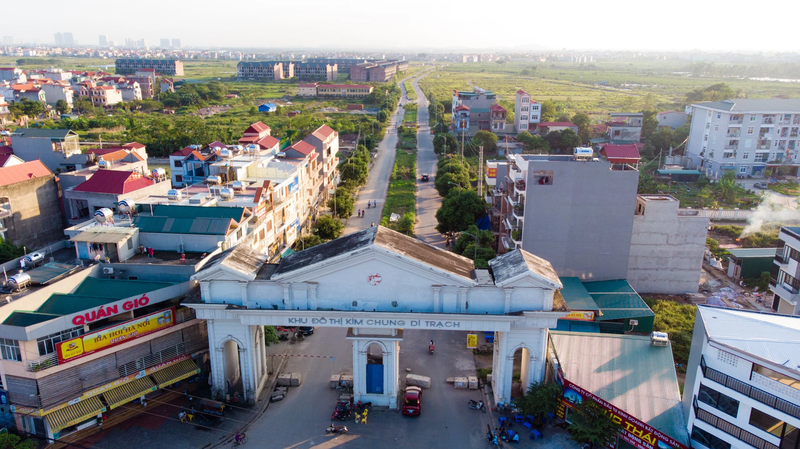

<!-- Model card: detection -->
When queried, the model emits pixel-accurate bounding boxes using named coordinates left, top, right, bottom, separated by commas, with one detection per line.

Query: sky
left=6, top=0, right=800, bottom=53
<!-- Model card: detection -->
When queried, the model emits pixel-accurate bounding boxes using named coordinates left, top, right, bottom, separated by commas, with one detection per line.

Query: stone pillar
left=282, top=284, right=291, bottom=309
left=242, top=327, right=256, bottom=404
left=491, top=330, right=511, bottom=405
left=352, top=340, right=367, bottom=400
left=383, top=340, right=400, bottom=408
left=239, top=281, right=248, bottom=306
left=308, top=282, right=318, bottom=310
left=458, top=287, right=468, bottom=313
left=503, top=288, right=513, bottom=314
left=206, top=320, right=225, bottom=398
left=432, top=286, right=442, bottom=313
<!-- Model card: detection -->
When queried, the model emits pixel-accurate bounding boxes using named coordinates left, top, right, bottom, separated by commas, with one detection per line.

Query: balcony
left=26, top=352, right=59, bottom=372
left=726, top=132, right=741, bottom=138
left=512, top=204, right=524, bottom=220
left=514, top=180, right=526, bottom=193
left=511, top=229, right=522, bottom=244
left=502, top=236, right=517, bottom=251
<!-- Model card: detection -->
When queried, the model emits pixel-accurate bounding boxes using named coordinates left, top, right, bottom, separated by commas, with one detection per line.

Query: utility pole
left=478, top=145, right=484, bottom=198
left=461, top=121, right=466, bottom=163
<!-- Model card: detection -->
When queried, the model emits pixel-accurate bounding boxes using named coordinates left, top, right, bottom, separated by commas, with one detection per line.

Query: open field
left=382, top=149, right=416, bottom=233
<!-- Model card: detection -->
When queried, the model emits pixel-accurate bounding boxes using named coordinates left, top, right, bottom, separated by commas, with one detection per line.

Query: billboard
left=557, top=379, right=689, bottom=449
left=562, top=311, right=596, bottom=321
left=57, top=308, right=176, bottom=364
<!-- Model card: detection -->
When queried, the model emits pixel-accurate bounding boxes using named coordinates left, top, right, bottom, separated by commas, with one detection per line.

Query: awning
left=46, top=396, right=106, bottom=433
left=151, top=359, right=200, bottom=388
left=102, top=376, right=157, bottom=410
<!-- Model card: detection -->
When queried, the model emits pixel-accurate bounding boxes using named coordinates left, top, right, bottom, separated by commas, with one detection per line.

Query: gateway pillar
left=491, top=328, right=548, bottom=405
left=347, top=328, right=402, bottom=409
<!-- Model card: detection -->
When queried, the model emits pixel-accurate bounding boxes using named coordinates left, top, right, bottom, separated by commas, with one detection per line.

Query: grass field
left=642, top=297, right=697, bottom=370
left=382, top=149, right=416, bottom=233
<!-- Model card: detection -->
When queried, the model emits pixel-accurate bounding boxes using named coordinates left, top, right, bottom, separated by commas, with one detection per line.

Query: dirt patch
left=643, top=293, right=693, bottom=305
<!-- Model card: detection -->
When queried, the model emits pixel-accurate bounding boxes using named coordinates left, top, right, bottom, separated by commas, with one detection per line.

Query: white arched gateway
left=187, top=226, right=567, bottom=408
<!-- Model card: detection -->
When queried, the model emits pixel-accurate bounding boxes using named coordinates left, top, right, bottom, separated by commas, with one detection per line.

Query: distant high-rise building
left=138, top=39, right=149, bottom=50
left=160, top=38, right=170, bottom=48
left=3, top=36, right=13, bottom=46
left=125, top=38, right=136, bottom=49
left=54, top=32, right=63, bottom=46
left=99, top=35, right=108, bottom=47
left=64, top=32, right=74, bottom=47
left=171, top=39, right=180, bottom=49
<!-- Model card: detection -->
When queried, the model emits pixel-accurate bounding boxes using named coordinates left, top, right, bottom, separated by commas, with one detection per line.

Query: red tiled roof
left=207, top=141, right=226, bottom=149
left=170, top=147, right=194, bottom=157
left=317, top=84, right=372, bottom=90
left=288, top=141, right=315, bottom=156
left=0, top=146, right=13, bottom=155
left=93, top=149, right=129, bottom=162
left=454, top=105, right=470, bottom=112
left=255, top=135, right=280, bottom=149
left=537, top=122, right=576, bottom=127
left=490, top=104, right=506, bottom=112
left=299, top=83, right=318, bottom=88
left=73, top=170, right=153, bottom=194
left=517, top=90, right=528, bottom=95
left=122, top=142, right=145, bottom=151
left=238, top=136, right=259, bottom=144
left=601, top=144, right=641, bottom=162
left=244, top=121, right=270, bottom=134
left=311, top=124, right=336, bottom=141
left=0, top=160, right=52, bottom=187
left=0, top=154, right=15, bottom=166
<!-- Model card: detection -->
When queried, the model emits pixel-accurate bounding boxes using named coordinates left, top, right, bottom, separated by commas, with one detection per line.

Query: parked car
left=421, top=174, right=429, bottom=182
left=402, top=386, right=422, bottom=416
left=753, top=182, right=768, bottom=189
left=298, top=326, right=315, bottom=335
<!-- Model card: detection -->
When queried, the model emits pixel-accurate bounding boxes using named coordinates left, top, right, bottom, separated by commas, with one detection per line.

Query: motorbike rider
left=429, top=340, right=435, bottom=352
left=234, top=433, right=244, bottom=444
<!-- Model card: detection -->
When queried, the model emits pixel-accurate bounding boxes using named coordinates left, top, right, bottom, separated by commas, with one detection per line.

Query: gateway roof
left=489, top=249, right=561, bottom=288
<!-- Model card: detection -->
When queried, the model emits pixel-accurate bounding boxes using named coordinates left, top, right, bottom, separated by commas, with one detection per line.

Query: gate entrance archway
left=189, top=226, right=567, bottom=407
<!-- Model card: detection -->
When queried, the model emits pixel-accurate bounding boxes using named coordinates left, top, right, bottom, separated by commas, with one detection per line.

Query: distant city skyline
left=3, top=0, right=800, bottom=53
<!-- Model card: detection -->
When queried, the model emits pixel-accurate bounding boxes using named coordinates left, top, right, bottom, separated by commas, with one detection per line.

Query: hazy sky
left=7, top=0, right=800, bottom=53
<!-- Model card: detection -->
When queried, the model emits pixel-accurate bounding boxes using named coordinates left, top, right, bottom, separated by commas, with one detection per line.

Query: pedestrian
left=147, top=247, right=154, bottom=258
left=188, top=406, right=195, bottom=422
left=179, top=411, right=187, bottom=423
left=367, top=202, right=371, bottom=209
left=373, top=200, right=377, bottom=208
left=371, top=222, right=375, bottom=227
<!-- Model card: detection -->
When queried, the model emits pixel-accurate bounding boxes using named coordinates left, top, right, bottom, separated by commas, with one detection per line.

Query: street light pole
left=461, top=231, right=479, bottom=263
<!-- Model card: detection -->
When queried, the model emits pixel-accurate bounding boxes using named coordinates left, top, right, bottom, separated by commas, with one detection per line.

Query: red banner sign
left=559, top=379, right=689, bottom=449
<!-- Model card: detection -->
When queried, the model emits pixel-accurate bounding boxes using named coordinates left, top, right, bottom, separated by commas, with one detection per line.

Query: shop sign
left=255, top=201, right=269, bottom=222
left=562, top=311, right=595, bottom=321
left=58, top=308, right=176, bottom=363
left=466, top=334, right=478, bottom=348
left=487, top=167, right=497, bottom=178
left=68, top=293, right=151, bottom=326
left=558, top=379, right=689, bottom=449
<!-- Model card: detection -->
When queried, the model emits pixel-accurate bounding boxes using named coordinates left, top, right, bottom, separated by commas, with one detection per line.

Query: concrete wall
left=9, top=138, right=64, bottom=172
left=0, top=175, right=65, bottom=248
left=63, top=179, right=171, bottom=221
left=627, top=196, right=709, bottom=294
left=521, top=160, right=639, bottom=281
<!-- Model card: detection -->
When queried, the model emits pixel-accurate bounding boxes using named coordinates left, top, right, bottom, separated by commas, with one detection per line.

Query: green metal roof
left=550, top=331, right=688, bottom=445
left=2, top=311, right=63, bottom=326
left=12, top=128, right=76, bottom=139
left=134, top=216, right=233, bottom=235
left=469, top=108, right=491, bottom=113
left=726, top=248, right=778, bottom=259
left=583, top=280, right=654, bottom=321
left=559, top=277, right=600, bottom=311
left=656, top=169, right=702, bottom=175
left=582, top=280, right=637, bottom=294
left=71, top=277, right=173, bottom=299
left=151, top=205, right=245, bottom=221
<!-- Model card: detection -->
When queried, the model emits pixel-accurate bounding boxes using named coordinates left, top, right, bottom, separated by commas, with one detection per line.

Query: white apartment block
left=514, top=90, right=541, bottom=132
left=682, top=305, right=800, bottom=449
left=686, top=99, right=800, bottom=179
left=769, top=226, right=800, bottom=316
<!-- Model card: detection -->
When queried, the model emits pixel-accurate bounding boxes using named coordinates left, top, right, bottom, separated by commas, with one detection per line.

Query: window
left=521, top=115, right=528, bottom=121
left=532, top=105, right=539, bottom=111
left=752, top=364, right=800, bottom=392
left=750, top=115, right=757, bottom=122
left=747, top=127, right=755, bottom=135
left=745, top=139, right=752, bottom=148
left=740, top=166, right=747, bottom=174
left=697, top=384, right=740, bottom=417
left=0, top=338, right=21, bottom=361
left=37, top=327, right=84, bottom=356
left=715, top=125, right=719, bottom=131
left=531, top=115, right=538, bottom=120
left=742, top=152, right=749, bottom=160
left=521, top=106, right=528, bottom=112
left=175, top=175, right=182, bottom=182
left=755, top=153, right=769, bottom=163
left=127, top=238, right=133, bottom=250
left=522, top=97, right=529, bottom=103
left=691, top=426, right=731, bottom=449
left=749, top=408, right=787, bottom=438
left=520, top=124, right=527, bottom=129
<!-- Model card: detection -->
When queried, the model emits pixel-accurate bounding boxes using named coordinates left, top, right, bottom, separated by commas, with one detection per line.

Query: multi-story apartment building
left=316, top=84, right=373, bottom=98
left=514, top=90, right=541, bottom=132
left=236, top=61, right=292, bottom=80
left=10, top=128, right=81, bottom=171
left=349, top=61, right=404, bottom=82
left=0, top=160, right=64, bottom=248
left=769, top=226, right=800, bottom=316
left=127, top=75, right=154, bottom=99
left=687, top=99, right=800, bottom=179
left=451, top=88, right=501, bottom=133
left=89, top=86, right=123, bottom=107
left=0, top=267, right=207, bottom=443
left=294, top=62, right=337, bottom=81
left=304, top=124, right=340, bottom=203
left=683, top=305, right=800, bottom=449
left=2, top=84, right=45, bottom=103
left=307, top=58, right=367, bottom=71
left=115, top=59, right=184, bottom=76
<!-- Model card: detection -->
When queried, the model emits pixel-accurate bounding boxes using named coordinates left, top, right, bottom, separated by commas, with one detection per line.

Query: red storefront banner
left=559, top=379, right=689, bottom=449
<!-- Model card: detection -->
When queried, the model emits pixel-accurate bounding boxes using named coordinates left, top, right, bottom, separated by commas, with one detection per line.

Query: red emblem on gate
left=367, top=273, right=382, bottom=286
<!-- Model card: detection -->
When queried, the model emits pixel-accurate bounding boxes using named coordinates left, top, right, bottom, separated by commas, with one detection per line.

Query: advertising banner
left=562, top=311, right=596, bottom=321
left=559, top=379, right=689, bottom=449
left=466, top=334, right=478, bottom=348
left=57, top=308, right=176, bottom=364
left=487, top=167, right=497, bottom=178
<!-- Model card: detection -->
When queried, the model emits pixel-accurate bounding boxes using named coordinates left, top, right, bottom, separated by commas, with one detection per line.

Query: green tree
left=649, top=127, right=674, bottom=153
left=517, top=381, right=562, bottom=422
left=556, top=114, right=571, bottom=123
left=559, top=129, right=581, bottom=152
left=397, top=212, right=415, bottom=235
left=75, top=98, right=93, bottom=114
left=0, top=238, right=25, bottom=264
left=327, top=189, right=355, bottom=218
left=0, top=433, right=36, bottom=449
left=295, top=234, right=324, bottom=250
left=263, top=326, right=280, bottom=346
left=641, top=110, right=658, bottom=140
left=568, top=397, right=620, bottom=448
left=435, top=190, right=486, bottom=236
left=434, top=171, right=470, bottom=197
left=671, top=122, right=691, bottom=151
left=454, top=225, right=496, bottom=268
left=248, top=106, right=258, bottom=115
left=340, top=161, right=368, bottom=185
left=717, top=170, right=739, bottom=203
left=540, top=100, right=558, bottom=122
left=433, top=133, right=459, bottom=155
left=55, top=99, right=71, bottom=115
left=571, top=113, right=591, bottom=143
left=545, top=130, right=562, bottom=153
left=473, top=130, right=498, bottom=153
left=517, top=131, right=549, bottom=153
left=315, top=215, right=344, bottom=240
left=637, top=174, right=659, bottom=194
left=686, top=83, right=737, bottom=103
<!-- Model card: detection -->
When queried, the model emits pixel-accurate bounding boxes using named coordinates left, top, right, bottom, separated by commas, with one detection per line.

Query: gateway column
left=347, top=327, right=403, bottom=409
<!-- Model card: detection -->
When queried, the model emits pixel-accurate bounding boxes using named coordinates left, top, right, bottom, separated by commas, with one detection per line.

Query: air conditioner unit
left=102, top=267, right=115, bottom=275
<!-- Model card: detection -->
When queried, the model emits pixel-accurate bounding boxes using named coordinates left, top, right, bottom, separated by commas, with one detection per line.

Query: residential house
left=0, top=160, right=64, bottom=247
left=657, top=110, right=688, bottom=129
left=0, top=67, right=26, bottom=83
left=40, top=82, right=74, bottom=108
left=237, top=121, right=272, bottom=147
left=514, top=90, right=541, bottom=132
left=606, top=113, right=643, bottom=142
left=451, top=87, right=498, bottom=133
left=6, top=84, right=46, bottom=103
left=303, top=124, right=340, bottom=203
left=160, top=79, right=174, bottom=93
left=63, top=169, right=171, bottom=223
left=316, top=84, right=373, bottom=98
left=117, top=80, right=142, bottom=101
left=535, top=122, right=578, bottom=136
left=0, top=95, right=10, bottom=124
left=600, top=144, right=642, bottom=167
left=726, top=248, right=777, bottom=282
left=686, top=99, right=800, bottom=179
left=0, top=154, right=24, bottom=167
left=769, top=226, right=800, bottom=315
left=682, top=305, right=800, bottom=449
left=115, top=59, right=184, bottom=76
left=490, top=104, right=507, bottom=133
left=298, top=83, right=318, bottom=97
left=10, top=128, right=81, bottom=171
left=89, top=86, right=123, bottom=107
left=258, top=103, right=277, bottom=113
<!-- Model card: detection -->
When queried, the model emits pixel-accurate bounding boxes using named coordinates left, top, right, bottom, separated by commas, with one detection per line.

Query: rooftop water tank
left=151, top=168, right=166, bottom=178
left=7, top=273, right=31, bottom=291
left=206, top=176, right=222, bottom=185
left=118, top=199, right=136, bottom=213
left=220, top=188, right=235, bottom=200
left=94, top=208, right=114, bottom=224
left=167, top=189, right=183, bottom=201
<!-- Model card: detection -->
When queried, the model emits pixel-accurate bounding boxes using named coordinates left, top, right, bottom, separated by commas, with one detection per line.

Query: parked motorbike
left=468, top=399, right=486, bottom=412
left=326, top=423, right=348, bottom=434
left=355, top=401, right=372, bottom=413
left=332, top=401, right=352, bottom=421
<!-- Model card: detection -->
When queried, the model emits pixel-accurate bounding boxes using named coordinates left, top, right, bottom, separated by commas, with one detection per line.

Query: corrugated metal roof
left=695, top=99, right=800, bottom=113
left=726, top=248, right=778, bottom=259
left=583, top=280, right=654, bottom=321
left=151, top=205, right=245, bottom=222
left=559, top=277, right=600, bottom=311
left=0, top=160, right=53, bottom=187
left=71, top=278, right=173, bottom=299
left=3, top=311, right=63, bottom=326
left=134, top=215, right=232, bottom=235
left=656, top=169, right=702, bottom=175
left=582, top=280, right=637, bottom=293
left=550, top=331, right=688, bottom=445
left=698, top=305, right=800, bottom=375
left=12, top=128, right=76, bottom=139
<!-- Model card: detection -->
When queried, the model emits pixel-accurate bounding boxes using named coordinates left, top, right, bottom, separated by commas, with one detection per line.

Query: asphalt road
left=410, top=71, right=445, bottom=247
left=342, top=76, right=413, bottom=235
left=249, top=326, right=495, bottom=449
